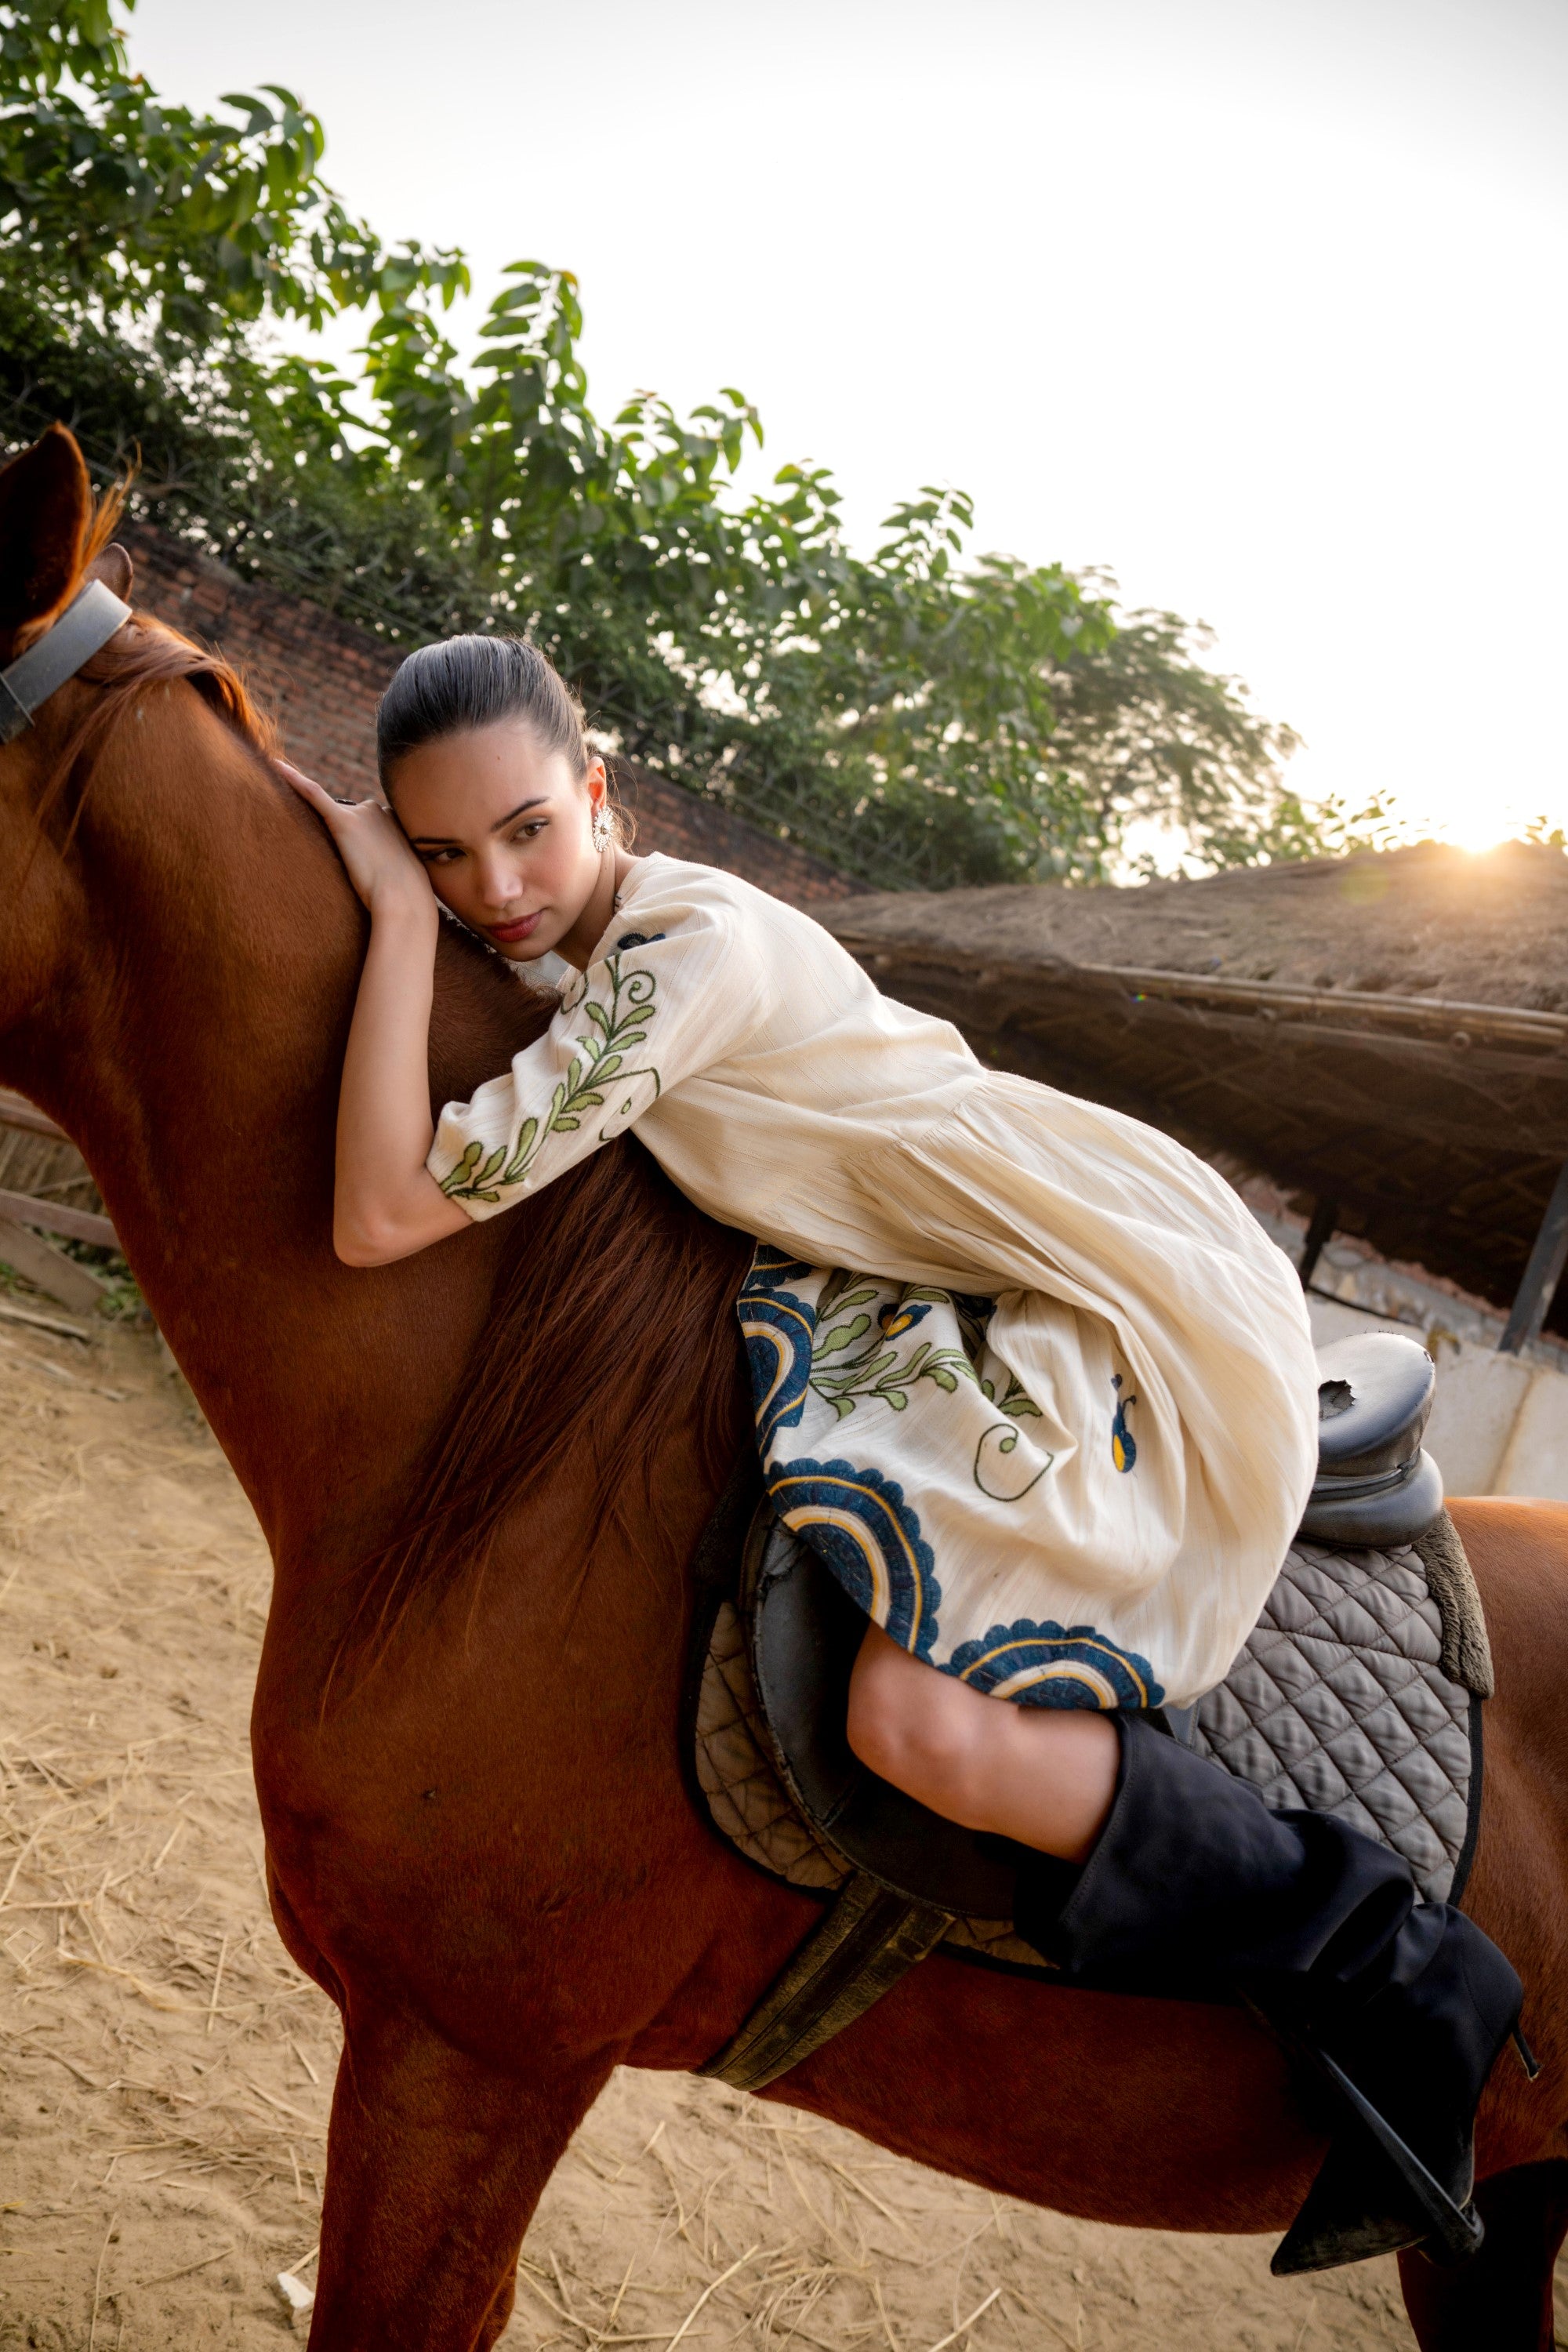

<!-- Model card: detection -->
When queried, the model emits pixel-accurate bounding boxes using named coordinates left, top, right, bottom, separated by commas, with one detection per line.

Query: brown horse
left=1, top=424, right=1565, bottom=2352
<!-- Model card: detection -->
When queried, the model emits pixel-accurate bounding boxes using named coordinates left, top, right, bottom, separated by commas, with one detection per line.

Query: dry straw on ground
left=0, top=1308, right=1544, bottom=2348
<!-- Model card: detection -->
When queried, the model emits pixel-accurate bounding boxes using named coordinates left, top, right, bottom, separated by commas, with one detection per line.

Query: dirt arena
left=0, top=1306, right=1554, bottom=2350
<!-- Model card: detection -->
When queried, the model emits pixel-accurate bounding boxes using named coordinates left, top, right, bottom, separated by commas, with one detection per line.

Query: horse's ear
left=0, top=424, right=93, bottom=645
left=87, top=542, right=133, bottom=601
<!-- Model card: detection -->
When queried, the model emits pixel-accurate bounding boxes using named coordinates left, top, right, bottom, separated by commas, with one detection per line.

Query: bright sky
left=131, top=0, right=1568, bottom=853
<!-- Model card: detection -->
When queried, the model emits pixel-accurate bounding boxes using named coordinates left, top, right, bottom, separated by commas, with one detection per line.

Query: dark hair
left=376, top=634, right=590, bottom=791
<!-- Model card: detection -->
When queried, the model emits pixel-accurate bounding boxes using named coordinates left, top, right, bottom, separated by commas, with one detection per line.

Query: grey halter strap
left=0, top=579, right=132, bottom=749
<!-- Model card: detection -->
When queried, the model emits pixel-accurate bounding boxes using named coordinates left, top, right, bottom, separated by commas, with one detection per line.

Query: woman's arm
left=281, top=764, right=470, bottom=1267
left=426, top=891, right=775, bottom=1222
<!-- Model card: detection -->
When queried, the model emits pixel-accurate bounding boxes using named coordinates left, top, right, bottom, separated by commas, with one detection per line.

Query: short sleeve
left=426, top=896, right=772, bottom=1221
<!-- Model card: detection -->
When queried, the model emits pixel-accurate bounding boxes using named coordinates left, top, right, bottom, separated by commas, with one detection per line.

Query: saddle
left=1298, top=1330, right=1444, bottom=1547
left=684, top=1331, right=1494, bottom=2092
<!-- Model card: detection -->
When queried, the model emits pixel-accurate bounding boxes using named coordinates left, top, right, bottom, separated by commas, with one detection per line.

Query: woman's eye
left=512, top=821, right=547, bottom=842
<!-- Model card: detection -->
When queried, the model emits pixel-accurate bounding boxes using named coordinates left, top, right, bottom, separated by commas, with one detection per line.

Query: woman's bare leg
left=846, top=1620, right=1119, bottom=1862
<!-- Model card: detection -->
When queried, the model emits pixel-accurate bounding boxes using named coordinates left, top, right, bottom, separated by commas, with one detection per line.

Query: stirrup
left=1271, top=2049, right=1484, bottom=2276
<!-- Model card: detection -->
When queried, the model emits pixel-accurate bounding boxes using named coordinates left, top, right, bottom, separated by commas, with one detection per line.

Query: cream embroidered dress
left=427, top=852, right=1319, bottom=1711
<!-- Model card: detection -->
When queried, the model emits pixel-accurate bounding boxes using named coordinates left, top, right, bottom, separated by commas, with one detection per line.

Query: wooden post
left=1298, top=1198, right=1339, bottom=1291
left=1498, top=1159, right=1568, bottom=1355
left=0, top=1187, right=115, bottom=1248
left=0, top=1214, right=107, bottom=1316
left=0, top=1088, right=66, bottom=1141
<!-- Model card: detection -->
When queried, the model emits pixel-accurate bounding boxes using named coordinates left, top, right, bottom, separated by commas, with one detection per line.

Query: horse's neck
left=12, top=702, right=524, bottom=1566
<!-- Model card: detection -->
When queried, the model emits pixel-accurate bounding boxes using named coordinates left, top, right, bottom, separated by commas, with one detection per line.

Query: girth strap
left=696, top=1871, right=952, bottom=2093
left=0, top=579, right=131, bottom=746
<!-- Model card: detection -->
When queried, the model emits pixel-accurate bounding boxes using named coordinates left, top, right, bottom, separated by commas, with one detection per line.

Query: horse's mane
left=336, top=920, right=753, bottom=1679
left=331, top=895, right=752, bottom=1684
left=343, top=1109, right=753, bottom=1678
left=34, top=609, right=278, bottom=846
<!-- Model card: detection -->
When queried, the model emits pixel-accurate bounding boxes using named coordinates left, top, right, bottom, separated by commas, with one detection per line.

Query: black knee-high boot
left=1011, top=1715, right=1523, bottom=2275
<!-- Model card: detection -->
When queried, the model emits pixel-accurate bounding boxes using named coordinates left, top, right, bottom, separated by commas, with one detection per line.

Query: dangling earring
left=591, top=806, right=614, bottom=853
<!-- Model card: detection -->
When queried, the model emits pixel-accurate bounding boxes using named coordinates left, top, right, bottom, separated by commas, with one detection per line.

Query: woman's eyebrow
left=490, top=796, right=548, bottom=831
left=406, top=796, right=548, bottom=847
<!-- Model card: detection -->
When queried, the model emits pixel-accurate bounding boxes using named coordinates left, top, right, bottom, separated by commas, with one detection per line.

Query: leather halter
left=0, top=579, right=132, bottom=748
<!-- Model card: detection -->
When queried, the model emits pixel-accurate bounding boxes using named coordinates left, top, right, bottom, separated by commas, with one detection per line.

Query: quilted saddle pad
left=694, top=1511, right=1490, bottom=1974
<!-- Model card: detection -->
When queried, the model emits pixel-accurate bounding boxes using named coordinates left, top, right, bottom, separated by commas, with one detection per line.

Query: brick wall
left=123, top=522, right=399, bottom=801
left=608, top=764, right=865, bottom=905
left=123, top=521, right=862, bottom=907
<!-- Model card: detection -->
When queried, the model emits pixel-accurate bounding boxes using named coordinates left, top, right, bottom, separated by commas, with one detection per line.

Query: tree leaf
left=3, top=9, right=1317, bottom=897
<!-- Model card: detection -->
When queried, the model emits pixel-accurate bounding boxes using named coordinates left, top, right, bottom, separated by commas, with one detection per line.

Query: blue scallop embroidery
left=737, top=1247, right=820, bottom=1452
left=946, top=1618, right=1163, bottom=1710
left=764, top=1455, right=941, bottom=1661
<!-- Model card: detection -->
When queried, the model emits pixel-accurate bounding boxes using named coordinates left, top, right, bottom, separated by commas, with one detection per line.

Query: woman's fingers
left=276, top=759, right=433, bottom=913
left=278, top=758, right=372, bottom=821
left=277, top=757, right=332, bottom=806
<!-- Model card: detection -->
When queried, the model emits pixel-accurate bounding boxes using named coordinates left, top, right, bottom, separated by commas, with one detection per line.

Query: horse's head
left=0, top=426, right=129, bottom=1041
left=0, top=426, right=300, bottom=1066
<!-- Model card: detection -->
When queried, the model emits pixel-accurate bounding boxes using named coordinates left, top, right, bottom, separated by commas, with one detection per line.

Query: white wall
left=1305, top=1295, right=1568, bottom=1503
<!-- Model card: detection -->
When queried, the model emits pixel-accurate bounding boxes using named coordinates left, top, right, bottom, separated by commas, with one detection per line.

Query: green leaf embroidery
left=815, top=1314, right=873, bottom=1357
left=806, top=1285, right=982, bottom=1421
left=980, top=1370, right=1043, bottom=1421
left=439, top=949, right=662, bottom=1203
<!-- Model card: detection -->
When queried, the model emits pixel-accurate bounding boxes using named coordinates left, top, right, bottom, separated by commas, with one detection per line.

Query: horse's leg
left=307, top=2008, right=610, bottom=2352
left=1396, top=2161, right=1568, bottom=2352
left=472, top=2270, right=522, bottom=2352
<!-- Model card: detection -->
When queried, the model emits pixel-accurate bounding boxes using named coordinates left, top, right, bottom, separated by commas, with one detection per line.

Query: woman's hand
left=278, top=759, right=434, bottom=916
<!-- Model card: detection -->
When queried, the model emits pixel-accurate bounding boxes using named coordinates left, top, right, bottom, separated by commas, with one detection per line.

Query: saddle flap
left=743, top=1506, right=1023, bottom=1920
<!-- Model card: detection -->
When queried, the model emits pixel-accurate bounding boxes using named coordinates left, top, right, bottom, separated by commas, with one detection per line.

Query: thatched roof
left=823, top=843, right=1568, bottom=1323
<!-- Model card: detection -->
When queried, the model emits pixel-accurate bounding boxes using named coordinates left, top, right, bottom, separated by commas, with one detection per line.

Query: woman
left=286, top=633, right=1521, bottom=2278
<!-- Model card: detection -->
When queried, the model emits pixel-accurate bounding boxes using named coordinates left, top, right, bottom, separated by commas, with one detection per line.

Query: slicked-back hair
left=376, top=635, right=590, bottom=792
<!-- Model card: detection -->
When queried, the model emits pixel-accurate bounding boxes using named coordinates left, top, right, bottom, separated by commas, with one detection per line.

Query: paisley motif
left=1111, top=1374, right=1138, bottom=1472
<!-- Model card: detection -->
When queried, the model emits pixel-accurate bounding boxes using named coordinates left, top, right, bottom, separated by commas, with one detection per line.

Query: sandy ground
left=0, top=1305, right=1550, bottom=2350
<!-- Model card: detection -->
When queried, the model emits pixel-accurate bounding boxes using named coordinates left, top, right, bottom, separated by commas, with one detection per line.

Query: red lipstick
left=488, top=910, right=543, bottom=944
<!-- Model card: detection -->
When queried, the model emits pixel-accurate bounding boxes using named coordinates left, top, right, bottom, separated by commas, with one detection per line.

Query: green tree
left=0, top=0, right=1345, bottom=887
